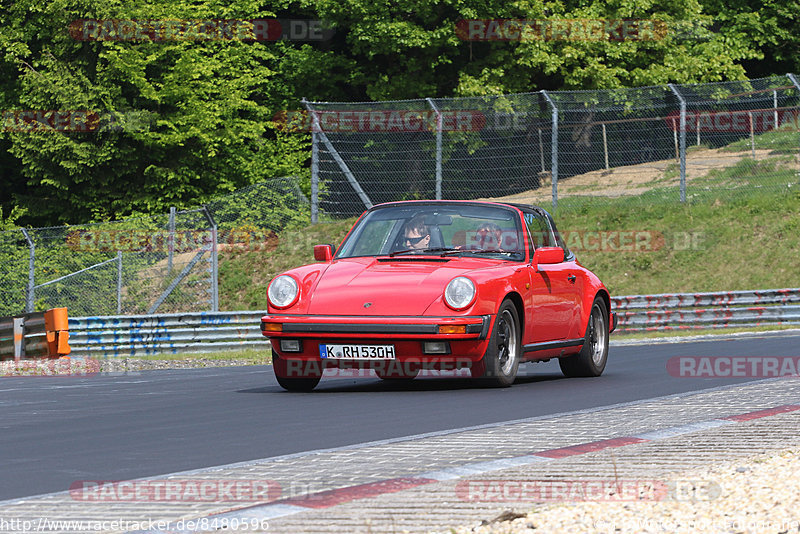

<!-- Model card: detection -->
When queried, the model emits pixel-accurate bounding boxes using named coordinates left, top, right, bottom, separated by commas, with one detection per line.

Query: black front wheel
left=272, top=351, right=322, bottom=392
left=473, top=300, right=521, bottom=387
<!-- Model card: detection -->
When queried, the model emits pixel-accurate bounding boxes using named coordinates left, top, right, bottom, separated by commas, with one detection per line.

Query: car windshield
left=335, top=203, right=525, bottom=260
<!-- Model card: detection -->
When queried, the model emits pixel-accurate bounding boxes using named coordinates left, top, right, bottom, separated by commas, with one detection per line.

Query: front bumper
left=261, top=314, right=492, bottom=364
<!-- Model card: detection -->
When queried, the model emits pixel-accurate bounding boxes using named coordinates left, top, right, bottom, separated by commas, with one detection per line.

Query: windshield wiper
left=460, top=249, right=523, bottom=257
left=388, top=247, right=459, bottom=257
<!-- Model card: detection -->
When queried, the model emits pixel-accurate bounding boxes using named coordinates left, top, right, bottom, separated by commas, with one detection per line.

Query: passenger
left=476, top=222, right=504, bottom=250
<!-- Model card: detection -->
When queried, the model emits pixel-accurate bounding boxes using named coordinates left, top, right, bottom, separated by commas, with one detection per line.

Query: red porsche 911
left=261, top=200, right=617, bottom=391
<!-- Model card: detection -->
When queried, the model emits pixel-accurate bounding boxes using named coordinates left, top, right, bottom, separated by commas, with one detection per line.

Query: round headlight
left=268, top=275, right=299, bottom=308
left=444, top=277, right=476, bottom=310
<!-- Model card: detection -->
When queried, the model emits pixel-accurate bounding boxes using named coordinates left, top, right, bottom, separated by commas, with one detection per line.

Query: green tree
left=304, top=0, right=760, bottom=99
left=698, top=0, right=800, bottom=78
left=0, top=0, right=309, bottom=226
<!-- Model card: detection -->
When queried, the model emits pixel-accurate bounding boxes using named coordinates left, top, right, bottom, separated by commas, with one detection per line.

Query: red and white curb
left=139, top=403, right=800, bottom=533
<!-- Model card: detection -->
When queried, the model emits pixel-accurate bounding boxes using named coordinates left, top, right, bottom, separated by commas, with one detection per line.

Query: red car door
left=522, top=210, right=582, bottom=343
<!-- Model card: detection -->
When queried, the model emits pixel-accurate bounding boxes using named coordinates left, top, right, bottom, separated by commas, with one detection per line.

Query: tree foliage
left=0, top=0, right=792, bottom=227
left=0, top=0, right=309, bottom=226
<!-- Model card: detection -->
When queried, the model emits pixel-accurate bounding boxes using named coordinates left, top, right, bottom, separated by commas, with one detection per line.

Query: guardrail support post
left=541, top=91, right=558, bottom=211
left=668, top=84, right=687, bottom=203
left=13, top=317, right=24, bottom=361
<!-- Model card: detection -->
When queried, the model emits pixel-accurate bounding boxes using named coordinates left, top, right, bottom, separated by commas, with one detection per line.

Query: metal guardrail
left=66, top=288, right=800, bottom=357
left=1, top=308, right=72, bottom=360
left=68, top=312, right=266, bottom=358
left=612, top=288, right=800, bottom=332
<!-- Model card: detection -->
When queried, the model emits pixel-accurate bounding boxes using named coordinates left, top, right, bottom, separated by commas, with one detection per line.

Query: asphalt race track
left=0, top=333, right=797, bottom=501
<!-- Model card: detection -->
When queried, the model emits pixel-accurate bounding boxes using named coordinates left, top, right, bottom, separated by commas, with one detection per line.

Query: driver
left=402, top=215, right=431, bottom=250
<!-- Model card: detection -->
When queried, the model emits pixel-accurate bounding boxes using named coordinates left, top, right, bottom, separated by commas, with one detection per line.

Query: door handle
left=567, top=274, right=576, bottom=283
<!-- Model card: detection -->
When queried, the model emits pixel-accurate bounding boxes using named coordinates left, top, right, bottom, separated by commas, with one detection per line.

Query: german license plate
left=320, top=344, right=396, bottom=360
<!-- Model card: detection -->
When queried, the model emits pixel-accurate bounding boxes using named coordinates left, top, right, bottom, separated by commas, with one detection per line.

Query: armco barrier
left=0, top=308, right=72, bottom=360
left=612, top=288, right=800, bottom=332
left=66, top=288, right=800, bottom=357
left=67, top=312, right=265, bottom=358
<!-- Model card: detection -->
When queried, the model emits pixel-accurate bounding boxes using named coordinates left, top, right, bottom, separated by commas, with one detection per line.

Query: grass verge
left=128, top=348, right=270, bottom=364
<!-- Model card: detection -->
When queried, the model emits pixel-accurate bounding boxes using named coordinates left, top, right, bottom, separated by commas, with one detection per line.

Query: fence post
left=668, top=84, right=687, bottom=203
left=696, top=113, right=700, bottom=146
left=538, top=128, right=545, bottom=172
left=301, top=98, right=373, bottom=210
left=167, top=206, right=176, bottom=273
left=786, top=74, right=800, bottom=173
left=541, top=90, right=558, bottom=210
left=774, top=89, right=779, bottom=129
left=749, top=112, right=756, bottom=159
left=168, top=206, right=175, bottom=271
left=426, top=98, right=443, bottom=200
left=21, top=228, right=34, bottom=313
left=672, top=117, right=679, bottom=162
left=602, top=123, right=609, bottom=170
left=310, top=130, right=319, bottom=223
left=202, top=206, right=219, bottom=312
left=117, top=251, right=123, bottom=314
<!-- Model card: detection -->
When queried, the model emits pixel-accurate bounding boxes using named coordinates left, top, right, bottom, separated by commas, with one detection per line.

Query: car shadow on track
left=238, top=372, right=566, bottom=394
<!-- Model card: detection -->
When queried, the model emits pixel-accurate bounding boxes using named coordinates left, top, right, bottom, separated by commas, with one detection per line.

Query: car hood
left=306, top=257, right=492, bottom=315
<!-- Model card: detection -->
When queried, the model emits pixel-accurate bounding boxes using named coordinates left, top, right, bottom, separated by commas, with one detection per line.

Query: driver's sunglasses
left=404, top=235, right=426, bottom=245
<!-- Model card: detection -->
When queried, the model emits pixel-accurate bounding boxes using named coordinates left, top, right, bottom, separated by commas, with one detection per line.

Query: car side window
left=523, top=211, right=553, bottom=252
left=546, top=213, right=572, bottom=261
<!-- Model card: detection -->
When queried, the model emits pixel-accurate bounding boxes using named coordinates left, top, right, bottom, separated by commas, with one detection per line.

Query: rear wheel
left=559, top=296, right=609, bottom=377
left=272, top=350, right=322, bottom=392
left=472, top=300, right=521, bottom=387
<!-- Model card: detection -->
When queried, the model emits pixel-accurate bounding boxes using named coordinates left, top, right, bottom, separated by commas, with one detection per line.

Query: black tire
left=559, top=296, right=609, bottom=378
left=272, top=351, right=321, bottom=392
left=474, top=300, right=521, bottom=387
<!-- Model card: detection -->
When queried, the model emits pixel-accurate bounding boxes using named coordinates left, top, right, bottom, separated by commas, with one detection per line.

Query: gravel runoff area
left=0, top=356, right=260, bottom=376
left=442, top=450, right=800, bottom=534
